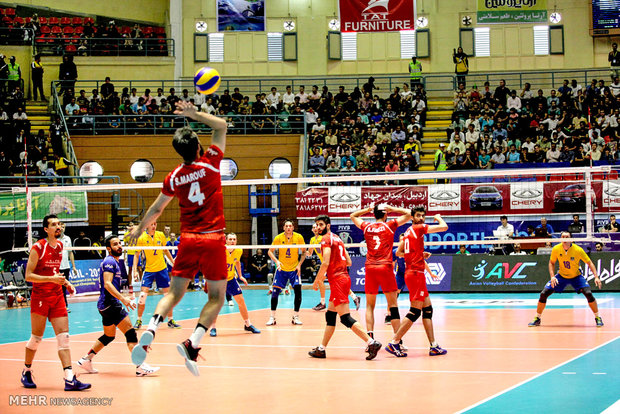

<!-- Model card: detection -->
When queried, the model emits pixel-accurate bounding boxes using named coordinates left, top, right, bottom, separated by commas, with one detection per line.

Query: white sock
left=147, top=315, right=164, bottom=332
left=244, top=319, right=251, bottom=327
left=350, top=292, right=357, bottom=299
left=320, top=298, right=325, bottom=305
left=594, top=312, right=599, bottom=317
left=64, top=367, right=74, bottom=380
left=24, top=366, right=31, bottom=372
left=367, top=338, right=374, bottom=345
left=536, top=313, right=541, bottom=318
left=318, top=344, right=325, bottom=351
left=430, top=341, right=438, bottom=347
left=189, top=325, right=207, bottom=349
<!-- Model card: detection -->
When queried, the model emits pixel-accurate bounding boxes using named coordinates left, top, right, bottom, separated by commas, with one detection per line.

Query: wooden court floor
left=0, top=291, right=618, bottom=413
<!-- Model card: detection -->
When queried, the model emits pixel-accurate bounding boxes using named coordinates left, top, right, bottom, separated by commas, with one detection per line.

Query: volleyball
left=194, top=67, right=221, bottom=95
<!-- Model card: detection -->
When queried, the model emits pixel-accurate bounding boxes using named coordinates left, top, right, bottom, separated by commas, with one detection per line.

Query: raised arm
left=427, top=214, right=448, bottom=233
left=350, top=205, right=373, bottom=229
left=385, top=205, right=412, bottom=226
left=174, top=100, right=227, bottom=152
left=128, top=193, right=174, bottom=244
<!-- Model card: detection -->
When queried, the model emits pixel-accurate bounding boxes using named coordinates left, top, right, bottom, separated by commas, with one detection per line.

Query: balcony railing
left=34, top=37, right=174, bottom=57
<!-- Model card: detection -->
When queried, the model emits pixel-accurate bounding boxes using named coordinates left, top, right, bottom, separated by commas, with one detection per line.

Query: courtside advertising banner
left=339, top=0, right=414, bottom=32
left=71, top=259, right=101, bottom=296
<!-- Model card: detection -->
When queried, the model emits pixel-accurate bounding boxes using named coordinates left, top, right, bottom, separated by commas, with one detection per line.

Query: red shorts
left=329, top=274, right=351, bottom=306
left=364, top=263, right=397, bottom=295
left=31, top=293, right=68, bottom=319
left=405, top=269, right=428, bottom=303
left=171, top=232, right=227, bottom=281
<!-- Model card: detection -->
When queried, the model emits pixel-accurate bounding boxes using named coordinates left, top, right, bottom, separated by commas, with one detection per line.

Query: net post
left=585, top=169, right=593, bottom=239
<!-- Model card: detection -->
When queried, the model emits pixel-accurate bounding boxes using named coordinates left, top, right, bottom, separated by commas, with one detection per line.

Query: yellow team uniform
left=310, top=235, right=323, bottom=261
left=272, top=232, right=305, bottom=271
left=227, top=249, right=242, bottom=281
left=550, top=243, right=590, bottom=279
left=136, top=231, right=168, bottom=273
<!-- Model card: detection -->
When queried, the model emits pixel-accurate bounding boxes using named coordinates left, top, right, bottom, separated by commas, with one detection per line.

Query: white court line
left=592, top=372, right=607, bottom=375
left=0, top=358, right=540, bottom=375
left=455, top=336, right=620, bottom=414
left=562, top=372, right=576, bottom=375
left=47, top=340, right=591, bottom=352
left=601, top=399, right=620, bottom=414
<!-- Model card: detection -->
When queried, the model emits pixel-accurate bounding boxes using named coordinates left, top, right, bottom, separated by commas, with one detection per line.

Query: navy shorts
left=226, top=278, right=243, bottom=297
left=544, top=274, right=589, bottom=293
left=99, top=302, right=128, bottom=326
left=142, top=269, right=170, bottom=289
left=395, top=271, right=406, bottom=291
left=273, top=270, right=301, bottom=289
left=127, top=255, right=143, bottom=269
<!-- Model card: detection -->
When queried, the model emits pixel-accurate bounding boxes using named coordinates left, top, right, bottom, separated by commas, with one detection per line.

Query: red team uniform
left=361, top=220, right=399, bottom=294
left=402, top=224, right=429, bottom=302
left=161, top=145, right=227, bottom=281
left=320, top=233, right=350, bottom=306
left=30, top=239, right=67, bottom=318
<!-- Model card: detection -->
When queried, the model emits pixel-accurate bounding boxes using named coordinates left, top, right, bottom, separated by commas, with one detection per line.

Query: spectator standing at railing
left=609, top=43, right=619, bottom=81
left=31, top=54, right=45, bottom=101
left=7, top=56, right=21, bottom=93
left=58, top=55, right=77, bottom=96
left=453, top=47, right=469, bottom=88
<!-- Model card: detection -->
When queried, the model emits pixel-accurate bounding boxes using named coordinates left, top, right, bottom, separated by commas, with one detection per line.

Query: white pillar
left=169, top=0, right=183, bottom=81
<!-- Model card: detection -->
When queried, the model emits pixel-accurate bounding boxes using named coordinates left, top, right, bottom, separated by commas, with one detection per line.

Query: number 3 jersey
left=162, top=145, right=225, bottom=234
left=361, top=220, right=399, bottom=265
left=320, top=232, right=348, bottom=278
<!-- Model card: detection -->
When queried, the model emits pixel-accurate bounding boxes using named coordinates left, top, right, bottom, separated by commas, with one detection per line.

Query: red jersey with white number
left=320, top=232, right=348, bottom=278
left=361, top=220, right=399, bottom=265
left=31, top=238, right=64, bottom=296
left=162, top=145, right=225, bottom=234
left=403, top=224, right=428, bottom=273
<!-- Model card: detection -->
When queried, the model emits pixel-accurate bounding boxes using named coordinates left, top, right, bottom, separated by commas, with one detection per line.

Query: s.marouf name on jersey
left=175, top=169, right=206, bottom=186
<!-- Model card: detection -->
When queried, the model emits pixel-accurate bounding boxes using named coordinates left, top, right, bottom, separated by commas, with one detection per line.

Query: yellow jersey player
left=307, top=223, right=360, bottom=311
left=133, top=222, right=180, bottom=329
left=529, top=231, right=603, bottom=327
left=207, top=233, right=260, bottom=336
left=267, top=219, right=306, bottom=326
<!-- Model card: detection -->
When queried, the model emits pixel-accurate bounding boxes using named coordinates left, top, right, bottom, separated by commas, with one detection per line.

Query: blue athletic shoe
left=131, top=330, right=154, bottom=366
left=528, top=317, right=541, bottom=327
left=244, top=324, right=261, bottom=334
left=429, top=345, right=447, bottom=356
left=595, top=316, right=604, bottom=327
left=209, top=328, right=217, bottom=337
left=21, top=370, right=36, bottom=388
left=385, top=342, right=407, bottom=358
left=64, top=375, right=91, bottom=391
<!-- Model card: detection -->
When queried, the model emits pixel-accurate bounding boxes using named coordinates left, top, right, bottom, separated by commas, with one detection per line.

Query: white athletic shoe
left=266, top=316, right=276, bottom=326
left=291, top=315, right=303, bottom=325
left=76, top=357, right=98, bottom=374
left=228, top=300, right=234, bottom=307
left=136, top=362, right=160, bottom=377
left=131, top=330, right=154, bottom=366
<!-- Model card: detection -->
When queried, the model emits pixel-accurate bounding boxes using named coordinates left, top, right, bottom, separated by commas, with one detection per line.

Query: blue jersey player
left=77, top=235, right=160, bottom=376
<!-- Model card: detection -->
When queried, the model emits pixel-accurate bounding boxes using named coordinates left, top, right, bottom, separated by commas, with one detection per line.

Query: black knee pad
left=580, top=287, right=596, bottom=303
left=98, top=334, right=115, bottom=346
left=340, top=313, right=356, bottom=328
left=389, top=307, right=400, bottom=321
left=124, top=328, right=138, bottom=344
left=325, top=310, right=337, bottom=326
left=405, top=307, right=422, bottom=322
left=539, top=288, right=553, bottom=304
left=271, top=287, right=281, bottom=299
left=422, top=305, right=433, bottom=319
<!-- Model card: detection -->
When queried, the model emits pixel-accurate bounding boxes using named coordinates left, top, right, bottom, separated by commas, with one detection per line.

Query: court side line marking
left=171, top=327, right=620, bottom=334
left=0, top=358, right=539, bottom=375
left=454, top=336, right=620, bottom=414
left=48, top=340, right=592, bottom=352
left=601, top=399, right=620, bottom=414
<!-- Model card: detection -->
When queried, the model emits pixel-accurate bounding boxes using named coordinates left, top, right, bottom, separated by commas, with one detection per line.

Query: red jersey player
left=308, top=215, right=382, bottom=360
left=385, top=206, right=448, bottom=357
left=21, top=214, right=91, bottom=391
left=350, top=204, right=410, bottom=338
left=129, top=100, right=228, bottom=376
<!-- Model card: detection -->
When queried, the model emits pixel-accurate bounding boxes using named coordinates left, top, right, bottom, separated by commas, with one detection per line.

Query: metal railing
left=0, top=27, right=35, bottom=45
left=34, top=37, right=174, bottom=57
left=62, top=113, right=307, bottom=136
left=51, top=82, right=78, bottom=173
left=0, top=175, right=120, bottom=188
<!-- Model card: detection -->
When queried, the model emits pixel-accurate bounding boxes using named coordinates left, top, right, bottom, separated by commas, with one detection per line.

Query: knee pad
left=98, top=334, right=115, bottom=346
left=580, top=287, right=596, bottom=303
left=26, top=334, right=42, bottom=351
left=124, top=328, right=138, bottom=344
left=405, top=307, right=422, bottom=322
left=539, top=288, right=553, bottom=304
left=340, top=313, right=357, bottom=328
left=138, top=292, right=147, bottom=306
left=325, top=310, right=337, bottom=326
left=422, top=305, right=433, bottom=319
left=271, top=287, right=281, bottom=299
left=389, top=307, right=400, bottom=321
left=56, top=332, right=70, bottom=350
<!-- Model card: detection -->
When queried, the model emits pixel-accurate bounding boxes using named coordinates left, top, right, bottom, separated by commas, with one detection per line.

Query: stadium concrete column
left=170, top=0, right=183, bottom=81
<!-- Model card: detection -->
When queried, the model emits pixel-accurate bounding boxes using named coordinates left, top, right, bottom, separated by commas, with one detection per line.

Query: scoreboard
left=590, top=0, right=620, bottom=36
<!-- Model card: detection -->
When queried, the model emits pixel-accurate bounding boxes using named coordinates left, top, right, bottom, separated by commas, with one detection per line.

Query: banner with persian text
left=339, top=0, right=414, bottom=32
left=477, top=0, right=548, bottom=24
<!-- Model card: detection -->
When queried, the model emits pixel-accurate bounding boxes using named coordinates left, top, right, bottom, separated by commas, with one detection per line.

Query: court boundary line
left=454, top=335, right=620, bottom=413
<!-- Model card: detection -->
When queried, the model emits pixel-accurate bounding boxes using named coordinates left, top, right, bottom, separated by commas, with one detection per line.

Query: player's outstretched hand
left=423, top=251, right=432, bottom=259
left=240, top=276, right=248, bottom=286
left=126, top=226, right=142, bottom=246
left=312, top=280, right=320, bottom=291
left=594, top=276, right=602, bottom=289
left=65, top=281, right=76, bottom=295
left=550, top=276, right=558, bottom=288
left=433, top=214, right=442, bottom=222
left=124, top=297, right=137, bottom=311
left=174, top=100, right=198, bottom=118
left=51, top=274, right=67, bottom=285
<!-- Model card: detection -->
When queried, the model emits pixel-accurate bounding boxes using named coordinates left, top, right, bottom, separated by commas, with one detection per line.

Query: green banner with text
left=0, top=191, right=88, bottom=223
left=477, top=0, right=547, bottom=23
